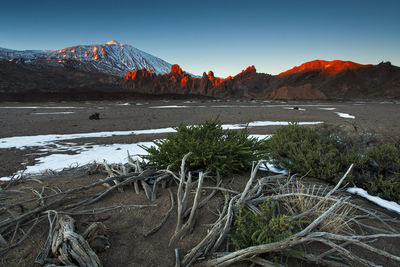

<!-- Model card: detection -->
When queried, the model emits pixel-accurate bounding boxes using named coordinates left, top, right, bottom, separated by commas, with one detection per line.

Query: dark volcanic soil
left=1, top=98, right=400, bottom=266
left=1, top=98, right=400, bottom=178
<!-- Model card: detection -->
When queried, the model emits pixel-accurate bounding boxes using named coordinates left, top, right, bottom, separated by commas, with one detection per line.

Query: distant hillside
left=0, top=40, right=172, bottom=77
left=121, top=61, right=400, bottom=100
left=1, top=49, right=399, bottom=100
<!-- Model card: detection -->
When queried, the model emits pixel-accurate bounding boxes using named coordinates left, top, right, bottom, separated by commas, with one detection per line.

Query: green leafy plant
left=360, top=143, right=400, bottom=203
left=365, top=175, right=400, bottom=203
left=141, top=119, right=266, bottom=176
left=230, top=199, right=303, bottom=264
left=264, top=123, right=356, bottom=183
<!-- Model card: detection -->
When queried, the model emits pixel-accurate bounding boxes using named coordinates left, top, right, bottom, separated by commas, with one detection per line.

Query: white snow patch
left=150, top=105, right=191, bottom=109
left=222, top=121, right=323, bottom=130
left=319, top=107, right=336, bottom=111
left=335, top=112, right=355, bottom=119
left=115, top=103, right=130, bottom=106
left=32, top=112, right=75, bottom=115
left=347, top=187, right=400, bottom=214
left=0, top=106, right=84, bottom=109
left=0, top=121, right=323, bottom=150
left=282, top=107, right=306, bottom=111
left=0, top=142, right=153, bottom=181
left=0, top=128, right=176, bottom=149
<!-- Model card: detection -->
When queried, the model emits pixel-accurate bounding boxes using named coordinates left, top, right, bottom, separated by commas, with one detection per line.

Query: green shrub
left=231, top=201, right=294, bottom=249
left=264, top=123, right=356, bottom=183
left=364, top=175, right=400, bottom=203
left=230, top=200, right=303, bottom=263
left=141, top=119, right=266, bottom=176
left=366, top=143, right=400, bottom=174
left=359, top=143, right=400, bottom=203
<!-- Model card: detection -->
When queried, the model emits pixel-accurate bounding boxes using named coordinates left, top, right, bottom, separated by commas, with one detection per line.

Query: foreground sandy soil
left=1, top=98, right=400, bottom=266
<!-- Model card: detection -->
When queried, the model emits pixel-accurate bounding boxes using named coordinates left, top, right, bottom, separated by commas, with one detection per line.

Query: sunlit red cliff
left=120, top=60, right=400, bottom=100
left=278, top=60, right=371, bottom=76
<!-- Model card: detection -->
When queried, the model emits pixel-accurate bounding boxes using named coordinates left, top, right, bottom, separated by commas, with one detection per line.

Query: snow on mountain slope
left=0, top=40, right=172, bottom=77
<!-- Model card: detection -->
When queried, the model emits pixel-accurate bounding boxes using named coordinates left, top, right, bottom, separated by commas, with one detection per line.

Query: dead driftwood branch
left=0, top=161, right=162, bottom=264
left=51, top=214, right=102, bottom=267
left=158, top=161, right=400, bottom=267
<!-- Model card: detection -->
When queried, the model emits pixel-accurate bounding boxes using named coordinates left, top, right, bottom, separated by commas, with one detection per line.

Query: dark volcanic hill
left=1, top=55, right=399, bottom=100
left=121, top=60, right=400, bottom=100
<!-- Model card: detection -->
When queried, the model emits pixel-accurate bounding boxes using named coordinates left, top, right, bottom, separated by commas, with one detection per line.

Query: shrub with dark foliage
left=141, top=119, right=266, bottom=176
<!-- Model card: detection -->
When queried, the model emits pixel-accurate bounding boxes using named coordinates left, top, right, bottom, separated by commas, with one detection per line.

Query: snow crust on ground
left=150, top=104, right=334, bottom=109
left=0, top=121, right=323, bottom=149
left=335, top=112, right=355, bottom=119
left=347, top=187, right=400, bottom=214
left=0, top=128, right=176, bottom=149
left=0, top=123, right=320, bottom=180
left=0, top=106, right=84, bottom=109
left=32, top=112, right=75, bottom=115
left=319, top=107, right=336, bottom=110
left=222, top=121, right=323, bottom=130
left=282, top=107, right=306, bottom=111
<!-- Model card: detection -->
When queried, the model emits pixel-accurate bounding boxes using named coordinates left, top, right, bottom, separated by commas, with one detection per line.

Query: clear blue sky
left=1, top=0, right=399, bottom=77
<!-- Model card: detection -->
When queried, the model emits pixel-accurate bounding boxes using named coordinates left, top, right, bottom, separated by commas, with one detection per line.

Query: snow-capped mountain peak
left=0, top=41, right=173, bottom=77
left=106, top=40, right=120, bottom=45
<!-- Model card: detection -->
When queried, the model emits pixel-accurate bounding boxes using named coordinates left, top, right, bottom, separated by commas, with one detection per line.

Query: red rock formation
left=170, top=64, right=184, bottom=75
left=278, top=60, right=370, bottom=76
left=120, top=61, right=400, bottom=100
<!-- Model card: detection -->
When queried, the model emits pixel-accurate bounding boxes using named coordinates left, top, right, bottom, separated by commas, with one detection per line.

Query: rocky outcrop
left=121, top=61, right=400, bottom=100
left=2, top=58, right=399, bottom=100
left=278, top=60, right=371, bottom=76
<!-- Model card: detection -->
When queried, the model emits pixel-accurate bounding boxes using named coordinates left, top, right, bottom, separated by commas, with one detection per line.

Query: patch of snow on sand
left=150, top=104, right=333, bottom=109
left=151, top=105, right=195, bottom=108
left=0, top=128, right=176, bottom=149
left=319, top=107, right=336, bottom=111
left=32, top=112, right=75, bottom=115
left=223, top=121, right=323, bottom=130
left=0, top=121, right=323, bottom=149
left=335, top=112, right=355, bottom=119
left=0, top=143, right=152, bottom=181
left=282, top=107, right=306, bottom=111
left=0, top=106, right=84, bottom=109
left=347, top=187, right=400, bottom=214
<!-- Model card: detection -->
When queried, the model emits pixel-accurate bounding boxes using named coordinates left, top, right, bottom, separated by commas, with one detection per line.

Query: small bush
left=364, top=175, right=400, bottom=203
left=359, top=143, right=400, bottom=203
left=264, top=123, right=356, bottom=183
left=141, top=119, right=266, bottom=176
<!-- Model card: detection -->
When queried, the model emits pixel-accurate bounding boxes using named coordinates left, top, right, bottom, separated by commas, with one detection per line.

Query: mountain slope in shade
left=0, top=40, right=172, bottom=77
left=279, top=60, right=371, bottom=76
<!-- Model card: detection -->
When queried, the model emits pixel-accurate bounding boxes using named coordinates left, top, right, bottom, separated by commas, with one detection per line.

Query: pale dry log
left=249, top=256, right=285, bottom=267
left=205, top=198, right=347, bottom=266
left=173, top=152, right=192, bottom=236
left=238, top=160, right=265, bottom=204
left=182, top=193, right=230, bottom=266
left=151, top=173, right=171, bottom=201
left=144, top=188, right=175, bottom=237
left=183, top=174, right=222, bottom=218
left=170, top=171, right=205, bottom=245
left=175, top=248, right=181, bottom=267
left=51, top=214, right=102, bottom=267
left=102, top=161, right=123, bottom=192
left=0, top=217, right=41, bottom=257
left=141, top=180, right=153, bottom=200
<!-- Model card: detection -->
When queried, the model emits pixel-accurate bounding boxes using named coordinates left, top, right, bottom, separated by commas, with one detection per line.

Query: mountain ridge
left=0, top=40, right=399, bottom=101
left=0, top=40, right=172, bottom=77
